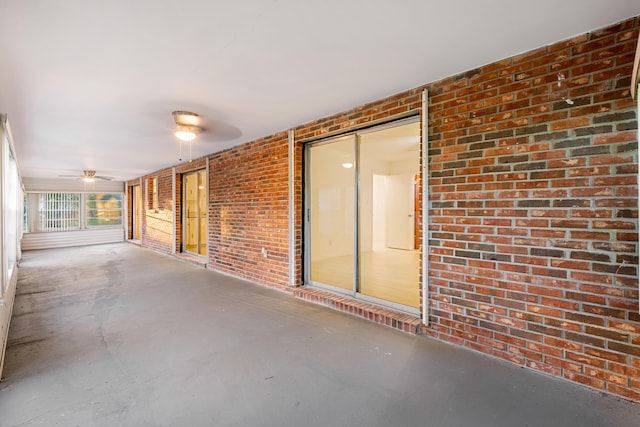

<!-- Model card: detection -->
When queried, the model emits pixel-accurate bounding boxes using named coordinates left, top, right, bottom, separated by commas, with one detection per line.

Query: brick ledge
left=293, top=287, right=423, bottom=334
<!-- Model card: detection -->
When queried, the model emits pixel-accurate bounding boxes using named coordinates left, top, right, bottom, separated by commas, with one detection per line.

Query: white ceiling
left=0, top=1, right=638, bottom=181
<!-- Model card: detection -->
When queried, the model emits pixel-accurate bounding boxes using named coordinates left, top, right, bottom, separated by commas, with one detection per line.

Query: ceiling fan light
left=175, top=125, right=198, bottom=141
left=172, top=111, right=200, bottom=127
left=83, top=177, right=95, bottom=183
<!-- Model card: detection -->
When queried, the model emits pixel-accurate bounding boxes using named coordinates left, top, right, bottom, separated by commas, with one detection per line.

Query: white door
left=386, top=173, right=414, bottom=250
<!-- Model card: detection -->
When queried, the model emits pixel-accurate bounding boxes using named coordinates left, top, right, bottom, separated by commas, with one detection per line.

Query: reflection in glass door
left=306, top=120, right=421, bottom=311
left=183, top=170, right=207, bottom=256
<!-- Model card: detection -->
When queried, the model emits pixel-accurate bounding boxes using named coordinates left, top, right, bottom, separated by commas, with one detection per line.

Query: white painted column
left=205, top=157, right=210, bottom=260
left=172, top=167, right=176, bottom=253
left=421, top=89, right=430, bottom=325
left=124, top=184, right=129, bottom=241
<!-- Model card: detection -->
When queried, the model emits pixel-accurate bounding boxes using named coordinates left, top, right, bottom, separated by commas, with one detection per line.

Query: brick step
left=293, top=287, right=422, bottom=334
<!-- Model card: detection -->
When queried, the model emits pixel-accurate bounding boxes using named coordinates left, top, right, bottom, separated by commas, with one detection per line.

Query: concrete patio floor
left=0, top=243, right=638, bottom=426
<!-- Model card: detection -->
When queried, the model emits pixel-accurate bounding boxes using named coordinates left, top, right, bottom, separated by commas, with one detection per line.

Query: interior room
left=308, top=120, right=421, bottom=310
left=0, top=1, right=639, bottom=425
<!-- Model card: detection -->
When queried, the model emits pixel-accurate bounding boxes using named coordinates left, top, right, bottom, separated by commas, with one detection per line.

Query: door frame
left=303, top=116, right=421, bottom=315
left=181, top=169, right=207, bottom=256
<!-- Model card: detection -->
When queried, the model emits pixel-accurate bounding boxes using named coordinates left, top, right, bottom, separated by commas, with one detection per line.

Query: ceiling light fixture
left=175, top=125, right=198, bottom=142
left=172, top=111, right=201, bottom=141
left=172, top=110, right=201, bottom=162
left=342, top=162, right=354, bottom=169
left=83, top=170, right=96, bottom=183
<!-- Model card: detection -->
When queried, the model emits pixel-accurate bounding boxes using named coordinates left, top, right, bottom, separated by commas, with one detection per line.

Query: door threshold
left=293, top=287, right=422, bottom=334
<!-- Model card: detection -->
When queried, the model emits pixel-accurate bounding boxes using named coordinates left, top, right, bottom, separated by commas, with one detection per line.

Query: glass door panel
left=197, top=170, right=207, bottom=256
left=358, top=122, right=421, bottom=308
left=184, top=170, right=207, bottom=256
left=308, top=137, right=355, bottom=291
left=305, top=120, right=421, bottom=312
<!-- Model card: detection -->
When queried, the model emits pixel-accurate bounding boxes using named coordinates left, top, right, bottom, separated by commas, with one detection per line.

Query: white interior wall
left=359, top=155, right=389, bottom=253
left=372, top=175, right=387, bottom=250
left=390, top=158, right=419, bottom=175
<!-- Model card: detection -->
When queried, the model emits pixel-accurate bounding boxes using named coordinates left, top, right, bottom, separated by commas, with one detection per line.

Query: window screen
left=38, top=193, right=80, bottom=231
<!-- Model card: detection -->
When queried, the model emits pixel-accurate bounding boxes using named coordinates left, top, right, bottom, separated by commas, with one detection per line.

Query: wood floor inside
left=311, top=247, right=420, bottom=308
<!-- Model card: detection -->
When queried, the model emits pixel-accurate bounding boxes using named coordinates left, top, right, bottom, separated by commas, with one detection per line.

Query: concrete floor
left=0, top=244, right=638, bottom=427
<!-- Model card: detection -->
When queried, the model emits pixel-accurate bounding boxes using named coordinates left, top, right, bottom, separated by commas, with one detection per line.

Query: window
left=150, top=177, right=158, bottom=210
left=86, top=193, right=123, bottom=227
left=38, top=193, right=80, bottom=231
left=25, top=192, right=124, bottom=232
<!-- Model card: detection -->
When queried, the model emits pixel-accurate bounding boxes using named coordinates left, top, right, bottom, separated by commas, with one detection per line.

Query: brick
left=609, top=342, right=640, bottom=358
left=605, top=384, right=640, bottom=402
left=594, top=130, right=637, bottom=144
left=527, top=361, right=562, bottom=377
left=584, top=347, right=628, bottom=363
left=530, top=248, right=564, bottom=258
left=553, top=199, right=589, bottom=207
left=570, top=251, right=610, bottom=262
left=550, top=118, right=590, bottom=131
left=609, top=320, right=640, bottom=335
left=593, top=111, right=636, bottom=124
left=585, top=326, right=630, bottom=343
left=565, top=312, right=605, bottom=326
left=565, top=331, right=605, bottom=347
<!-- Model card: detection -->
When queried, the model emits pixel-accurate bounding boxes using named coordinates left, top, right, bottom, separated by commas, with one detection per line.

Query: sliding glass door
left=306, top=119, right=421, bottom=312
left=183, top=170, right=207, bottom=256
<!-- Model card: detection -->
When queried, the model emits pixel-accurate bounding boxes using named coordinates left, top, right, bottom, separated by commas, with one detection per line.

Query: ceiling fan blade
left=95, top=176, right=114, bottom=181
left=58, top=174, right=83, bottom=178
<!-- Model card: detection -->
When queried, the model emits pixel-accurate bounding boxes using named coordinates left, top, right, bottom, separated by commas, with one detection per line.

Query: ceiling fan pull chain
left=179, top=140, right=183, bottom=162
left=189, top=141, right=192, bottom=163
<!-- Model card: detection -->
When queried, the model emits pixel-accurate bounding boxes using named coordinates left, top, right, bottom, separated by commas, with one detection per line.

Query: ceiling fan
left=172, top=110, right=205, bottom=162
left=59, top=170, right=114, bottom=183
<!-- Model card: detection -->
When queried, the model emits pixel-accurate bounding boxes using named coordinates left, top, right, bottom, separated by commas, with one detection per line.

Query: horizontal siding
left=21, top=228, right=124, bottom=250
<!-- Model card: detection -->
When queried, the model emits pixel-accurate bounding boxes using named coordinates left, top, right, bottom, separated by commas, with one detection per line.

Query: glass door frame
left=131, top=185, right=141, bottom=240
left=303, top=117, right=421, bottom=315
left=181, top=169, right=207, bottom=257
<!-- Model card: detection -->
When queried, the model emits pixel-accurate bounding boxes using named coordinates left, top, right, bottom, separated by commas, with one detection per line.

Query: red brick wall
left=130, top=17, right=639, bottom=401
left=422, top=18, right=639, bottom=401
left=208, top=134, right=293, bottom=289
